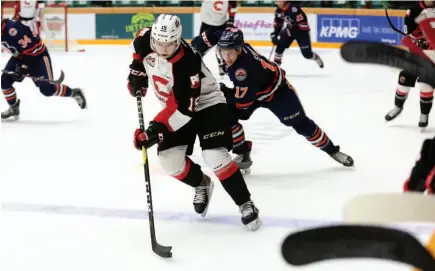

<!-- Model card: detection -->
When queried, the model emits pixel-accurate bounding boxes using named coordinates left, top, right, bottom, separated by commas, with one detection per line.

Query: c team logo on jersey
left=213, top=1, right=224, bottom=12
left=235, top=68, right=247, bottom=81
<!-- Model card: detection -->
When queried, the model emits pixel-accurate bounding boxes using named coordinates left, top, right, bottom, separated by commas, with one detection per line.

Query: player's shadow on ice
left=245, top=166, right=355, bottom=189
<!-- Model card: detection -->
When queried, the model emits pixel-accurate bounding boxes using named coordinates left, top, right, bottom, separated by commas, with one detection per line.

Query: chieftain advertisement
left=96, top=13, right=193, bottom=39
left=316, top=14, right=404, bottom=45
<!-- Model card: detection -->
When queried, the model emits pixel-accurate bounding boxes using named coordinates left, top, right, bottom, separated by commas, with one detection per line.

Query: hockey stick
left=281, top=225, right=435, bottom=271
left=268, top=45, right=275, bottom=60
left=340, top=41, right=435, bottom=86
left=343, top=192, right=435, bottom=224
left=1, top=69, right=65, bottom=85
left=385, top=8, right=427, bottom=48
left=385, top=8, right=407, bottom=36
left=135, top=90, right=172, bottom=258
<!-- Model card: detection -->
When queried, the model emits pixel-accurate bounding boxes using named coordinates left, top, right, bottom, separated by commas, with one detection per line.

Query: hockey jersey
left=191, top=28, right=286, bottom=110
left=131, top=28, right=225, bottom=132
left=1, top=19, right=46, bottom=57
left=273, top=2, right=310, bottom=35
left=200, top=0, right=237, bottom=26
left=14, top=0, right=44, bottom=20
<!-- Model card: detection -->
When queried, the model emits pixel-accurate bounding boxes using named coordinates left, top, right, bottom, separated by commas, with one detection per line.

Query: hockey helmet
left=217, top=28, right=244, bottom=50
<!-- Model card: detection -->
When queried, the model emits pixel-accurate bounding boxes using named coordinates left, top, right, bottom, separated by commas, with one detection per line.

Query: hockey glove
left=270, top=32, right=279, bottom=45
left=128, top=60, right=148, bottom=97
left=13, top=64, right=28, bottom=82
left=225, top=19, right=234, bottom=28
left=133, top=121, right=167, bottom=150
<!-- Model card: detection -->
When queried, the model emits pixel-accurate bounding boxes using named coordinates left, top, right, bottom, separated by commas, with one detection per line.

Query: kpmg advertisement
left=317, top=14, right=404, bottom=45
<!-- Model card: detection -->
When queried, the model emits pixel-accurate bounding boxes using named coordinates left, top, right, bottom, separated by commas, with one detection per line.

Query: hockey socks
left=215, top=162, right=251, bottom=206
left=2, top=87, right=17, bottom=105
left=306, top=126, right=335, bottom=153
left=52, top=84, right=73, bottom=97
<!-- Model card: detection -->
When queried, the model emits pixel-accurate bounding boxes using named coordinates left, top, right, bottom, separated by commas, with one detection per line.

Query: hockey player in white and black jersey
left=385, top=1, right=435, bottom=128
left=200, top=0, right=238, bottom=75
left=127, top=14, right=261, bottom=231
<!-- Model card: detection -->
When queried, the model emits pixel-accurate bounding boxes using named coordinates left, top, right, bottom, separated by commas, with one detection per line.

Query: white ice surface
left=1, top=45, right=434, bottom=271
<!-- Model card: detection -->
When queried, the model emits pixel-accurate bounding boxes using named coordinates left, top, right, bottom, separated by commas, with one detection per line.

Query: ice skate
left=329, top=150, right=354, bottom=167
left=1, top=99, right=20, bottom=121
left=239, top=200, right=262, bottom=231
left=233, top=141, right=253, bottom=175
left=385, top=106, right=403, bottom=121
left=315, top=55, right=324, bottom=69
left=72, top=88, right=87, bottom=109
left=418, top=113, right=429, bottom=129
left=193, top=174, right=214, bottom=217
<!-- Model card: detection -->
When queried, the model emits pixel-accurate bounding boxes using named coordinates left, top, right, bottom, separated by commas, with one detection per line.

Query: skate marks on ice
left=2, top=202, right=434, bottom=235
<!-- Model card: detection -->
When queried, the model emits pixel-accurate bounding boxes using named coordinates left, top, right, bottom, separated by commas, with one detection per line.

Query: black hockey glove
left=128, top=60, right=148, bottom=97
left=225, top=19, right=234, bottom=28
left=416, top=38, right=429, bottom=49
left=133, top=121, right=167, bottom=150
left=270, top=32, right=279, bottom=45
left=13, top=64, right=28, bottom=82
left=219, top=82, right=234, bottom=100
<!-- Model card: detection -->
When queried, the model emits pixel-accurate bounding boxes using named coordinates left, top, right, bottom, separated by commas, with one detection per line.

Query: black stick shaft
left=385, top=8, right=407, bottom=36
left=135, top=92, right=158, bottom=244
left=1, top=69, right=65, bottom=84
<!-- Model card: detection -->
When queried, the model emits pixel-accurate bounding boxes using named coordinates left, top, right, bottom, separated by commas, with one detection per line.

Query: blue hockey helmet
left=217, top=28, right=244, bottom=50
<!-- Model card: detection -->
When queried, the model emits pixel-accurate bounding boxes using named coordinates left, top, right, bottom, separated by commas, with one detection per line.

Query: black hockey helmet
left=217, top=28, right=244, bottom=50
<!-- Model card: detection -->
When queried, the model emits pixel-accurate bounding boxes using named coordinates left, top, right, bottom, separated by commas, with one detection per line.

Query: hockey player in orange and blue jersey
left=192, top=28, right=353, bottom=173
left=1, top=18, right=86, bottom=121
left=272, top=1, right=323, bottom=68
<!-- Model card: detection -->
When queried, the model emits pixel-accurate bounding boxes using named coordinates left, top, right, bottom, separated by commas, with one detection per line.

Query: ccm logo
left=203, top=131, right=225, bottom=139
left=283, top=111, right=300, bottom=121
left=130, top=69, right=147, bottom=77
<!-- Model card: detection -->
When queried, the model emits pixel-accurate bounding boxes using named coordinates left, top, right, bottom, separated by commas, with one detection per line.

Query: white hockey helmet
left=151, top=14, right=182, bottom=46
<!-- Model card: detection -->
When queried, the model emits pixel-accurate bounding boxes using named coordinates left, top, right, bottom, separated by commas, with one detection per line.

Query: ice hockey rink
left=1, top=45, right=434, bottom=271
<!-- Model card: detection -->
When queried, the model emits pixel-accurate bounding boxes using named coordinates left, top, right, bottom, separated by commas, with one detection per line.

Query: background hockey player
left=403, top=7, right=435, bottom=194
left=192, top=28, right=353, bottom=174
left=1, top=18, right=86, bottom=121
left=385, top=0, right=434, bottom=128
left=13, top=0, right=45, bottom=35
left=271, top=1, right=323, bottom=68
left=199, top=0, right=238, bottom=75
left=128, top=14, right=261, bottom=231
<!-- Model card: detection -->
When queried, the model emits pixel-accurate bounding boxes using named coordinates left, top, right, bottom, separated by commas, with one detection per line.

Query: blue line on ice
left=2, top=202, right=434, bottom=234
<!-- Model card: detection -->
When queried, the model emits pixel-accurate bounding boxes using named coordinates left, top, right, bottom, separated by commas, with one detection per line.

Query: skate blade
left=240, top=168, right=251, bottom=175
left=246, top=218, right=262, bottom=231
left=1, top=115, right=20, bottom=122
left=199, top=181, right=214, bottom=218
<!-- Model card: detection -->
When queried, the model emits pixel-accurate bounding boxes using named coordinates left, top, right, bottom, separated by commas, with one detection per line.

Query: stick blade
left=153, top=243, right=172, bottom=258
left=56, top=70, right=65, bottom=84
left=344, top=193, right=435, bottom=224
left=281, top=225, right=435, bottom=270
left=340, top=41, right=435, bottom=86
